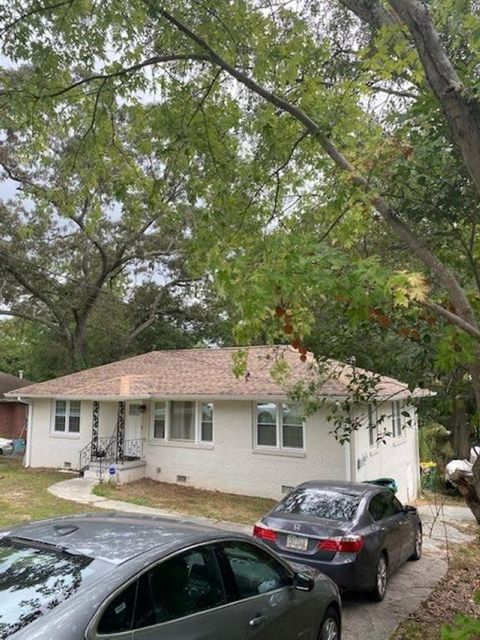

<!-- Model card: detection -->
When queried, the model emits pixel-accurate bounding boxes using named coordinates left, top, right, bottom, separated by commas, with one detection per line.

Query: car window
left=0, top=538, right=100, bottom=638
left=97, top=580, right=137, bottom=635
left=274, top=487, right=361, bottom=522
left=369, top=492, right=403, bottom=521
left=216, top=541, right=291, bottom=600
left=133, top=546, right=225, bottom=628
left=387, top=494, right=404, bottom=516
left=368, top=494, right=388, bottom=521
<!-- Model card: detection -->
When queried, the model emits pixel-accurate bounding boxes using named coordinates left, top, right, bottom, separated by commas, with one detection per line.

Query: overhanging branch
left=153, top=5, right=479, bottom=334
left=45, top=53, right=211, bottom=99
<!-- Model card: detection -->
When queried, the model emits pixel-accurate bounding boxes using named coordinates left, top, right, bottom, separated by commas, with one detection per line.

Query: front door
left=125, top=402, right=144, bottom=457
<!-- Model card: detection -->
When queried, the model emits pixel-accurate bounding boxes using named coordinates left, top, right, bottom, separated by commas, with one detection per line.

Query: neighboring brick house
left=0, top=372, right=31, bottom=439
left=8, top=346, right=427, bottom=502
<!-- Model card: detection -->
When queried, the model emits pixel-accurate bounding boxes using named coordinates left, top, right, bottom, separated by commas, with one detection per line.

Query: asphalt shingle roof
left=0, top=371, right=32, bottom=400
left=5, top=346, right=427, bottom=401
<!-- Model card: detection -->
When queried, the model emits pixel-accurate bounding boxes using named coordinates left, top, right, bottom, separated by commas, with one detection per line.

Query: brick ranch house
left=8, top=346, right=427, bottom=502
left=0, top=371, right=31, bottom=440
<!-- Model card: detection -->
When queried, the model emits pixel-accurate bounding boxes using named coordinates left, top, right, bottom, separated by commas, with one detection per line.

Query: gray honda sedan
left=253, top=480, right=422, bottom=601
left=0, top=512, right=341, bottom=639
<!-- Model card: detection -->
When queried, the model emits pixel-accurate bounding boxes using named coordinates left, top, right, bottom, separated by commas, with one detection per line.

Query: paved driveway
left=342, top=503, right=476, bottom=640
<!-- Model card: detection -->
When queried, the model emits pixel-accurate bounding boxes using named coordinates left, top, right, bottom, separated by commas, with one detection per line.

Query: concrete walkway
left=48, top=477, right=478, bottom=640
left=48, top=477, right=250, bottom=533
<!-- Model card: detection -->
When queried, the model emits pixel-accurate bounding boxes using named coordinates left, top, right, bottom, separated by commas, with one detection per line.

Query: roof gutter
left=5, top=390, right=431, bottom=402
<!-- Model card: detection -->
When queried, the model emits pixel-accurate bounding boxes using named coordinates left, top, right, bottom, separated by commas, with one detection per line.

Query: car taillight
left=253, top=523, right=277, bottom=542
left=317, top=536, right=364, bottom=553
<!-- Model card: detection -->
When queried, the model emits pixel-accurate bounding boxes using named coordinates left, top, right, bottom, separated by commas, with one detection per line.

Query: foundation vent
left=176, top=475, right=187, bottom=483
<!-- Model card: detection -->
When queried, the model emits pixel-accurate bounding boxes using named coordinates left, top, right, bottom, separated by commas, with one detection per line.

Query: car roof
left=2, top=512, right=240, bottom=565
left=295, top=479, right=383, bottom=496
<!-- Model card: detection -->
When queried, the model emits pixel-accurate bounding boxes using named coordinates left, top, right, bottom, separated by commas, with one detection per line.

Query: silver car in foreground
left=0, top=513, right=342, bottom=640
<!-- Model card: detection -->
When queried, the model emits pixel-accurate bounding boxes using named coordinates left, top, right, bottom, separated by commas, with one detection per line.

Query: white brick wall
left=28, top=399, right=93, bottom=469
left=26, top=397, right=420, bottom=502
left=352, top=401, right=420, bottom=503
left=143, top=401, right=347, bottom=500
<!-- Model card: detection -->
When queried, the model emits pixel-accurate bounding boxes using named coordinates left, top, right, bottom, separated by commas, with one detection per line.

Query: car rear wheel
left=370, top=553, right=388, bottom=601
left=409, top=526, right=422, bottom=561
left=318, top=607, right=341, bottom=640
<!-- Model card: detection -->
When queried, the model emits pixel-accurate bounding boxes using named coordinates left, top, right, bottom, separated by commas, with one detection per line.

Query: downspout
left=349, top=428, right=357, bottom=482
left=24, top=400, right=33, bottom=468
left=344, top=430, right=352, bottom=481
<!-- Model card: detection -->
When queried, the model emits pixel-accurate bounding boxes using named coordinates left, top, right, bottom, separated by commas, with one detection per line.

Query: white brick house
left=7, top=346, right=426, bottom=502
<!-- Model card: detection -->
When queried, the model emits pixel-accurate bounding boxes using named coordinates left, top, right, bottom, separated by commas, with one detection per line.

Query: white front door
left=125, top=402, right=144, bottom=441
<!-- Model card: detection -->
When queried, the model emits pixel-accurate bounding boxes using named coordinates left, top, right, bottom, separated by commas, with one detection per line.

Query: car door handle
left=249, top=615, right=268, bottom=628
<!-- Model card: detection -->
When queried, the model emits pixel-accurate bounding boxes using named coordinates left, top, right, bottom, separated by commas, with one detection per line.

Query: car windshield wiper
left=3, top=536, right=86, bottom=558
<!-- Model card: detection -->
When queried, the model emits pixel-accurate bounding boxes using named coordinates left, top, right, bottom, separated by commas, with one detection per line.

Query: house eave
left=6, top=390, right=430, bottom=402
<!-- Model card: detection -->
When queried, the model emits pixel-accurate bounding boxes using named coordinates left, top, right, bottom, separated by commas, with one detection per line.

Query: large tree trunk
left=450, top=403, right=471, bottom=460
left=388, top=0, right=480, bottom=195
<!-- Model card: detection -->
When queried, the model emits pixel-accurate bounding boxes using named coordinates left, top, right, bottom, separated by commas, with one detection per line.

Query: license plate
left=286, top=534, right=308, bottom=551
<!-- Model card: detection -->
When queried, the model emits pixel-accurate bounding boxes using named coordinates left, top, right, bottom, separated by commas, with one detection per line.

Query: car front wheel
left=371, top=553, right=388, bottom=601
left=319, top=607, right=341, bottom=640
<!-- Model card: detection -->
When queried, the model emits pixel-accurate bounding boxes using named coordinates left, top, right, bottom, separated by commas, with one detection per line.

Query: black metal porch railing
left=79, top=436, right=144, bottom=474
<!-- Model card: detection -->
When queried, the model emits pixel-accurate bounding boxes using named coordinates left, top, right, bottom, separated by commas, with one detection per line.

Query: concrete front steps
left=83, top=458, right=146, bottom=484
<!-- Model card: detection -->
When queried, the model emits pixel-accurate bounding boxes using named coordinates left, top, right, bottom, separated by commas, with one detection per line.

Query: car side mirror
left=404, top=505, right=417, bottom=514
left=293, top=572, right=315, bottom=592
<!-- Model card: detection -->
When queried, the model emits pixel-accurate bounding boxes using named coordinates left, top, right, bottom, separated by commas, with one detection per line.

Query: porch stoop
left=83, top=459, right=146, bottom=484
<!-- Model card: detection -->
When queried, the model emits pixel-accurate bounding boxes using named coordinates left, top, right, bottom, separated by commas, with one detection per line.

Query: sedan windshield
left=274, top=488, right=361, bottom=522
left=0, top=538, right=100, bottom=638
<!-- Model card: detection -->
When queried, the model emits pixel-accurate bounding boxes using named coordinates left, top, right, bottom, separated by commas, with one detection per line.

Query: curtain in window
left=170, top=401, right=195, bottom=441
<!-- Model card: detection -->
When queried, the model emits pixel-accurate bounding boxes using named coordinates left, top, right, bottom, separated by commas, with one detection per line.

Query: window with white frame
left=54, top=400, right=81, bottom=434
left=171, top=401, right=196, bottom=441
left=391, top=401, right=403, bottom=438
left=368, top=404, right=378, bottom=447
left=151, top=401, right=214, bottom=444
left=255, top=402, right=304, bottom=450
left=201, top=403, right=213, bottom=442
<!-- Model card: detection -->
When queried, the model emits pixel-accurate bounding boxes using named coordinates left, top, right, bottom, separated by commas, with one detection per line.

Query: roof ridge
left=151, top=344, right=292, bottom=354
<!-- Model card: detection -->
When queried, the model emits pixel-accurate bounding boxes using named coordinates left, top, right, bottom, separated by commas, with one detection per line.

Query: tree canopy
left=2, top=0, right=480, bottom=515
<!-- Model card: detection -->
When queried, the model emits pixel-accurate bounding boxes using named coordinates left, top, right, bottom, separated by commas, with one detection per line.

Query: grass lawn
left=93, top=478, right=277, bottom=525
left=391, top=540, right=480, bottom=640
left=0, top=457, right=92, bottom=529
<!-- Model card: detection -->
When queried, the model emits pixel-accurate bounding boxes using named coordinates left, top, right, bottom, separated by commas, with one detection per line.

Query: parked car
left=0, top=513, right=342, bottom=640
left=0, top=438, right=14, bottom=456
left=253, top=480, right=422, bottom=601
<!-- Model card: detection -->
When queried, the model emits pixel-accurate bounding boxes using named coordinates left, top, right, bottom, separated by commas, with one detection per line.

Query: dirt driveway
left=342, top=503, right=476, bottom=640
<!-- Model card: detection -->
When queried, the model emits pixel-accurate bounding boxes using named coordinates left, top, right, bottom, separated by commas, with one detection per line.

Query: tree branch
left=45, top=53, right=211, bottom=99
left=421, top=301, right=480, bottom=340
left=0, top=308, right=61, bottom=333
left=154, top=5, right=479, bottom=333
left=388, top=0, right=480, bottom=194
left=1, top=0, right=74, bottom=36
left=337, top=0, right=400, bottom=29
